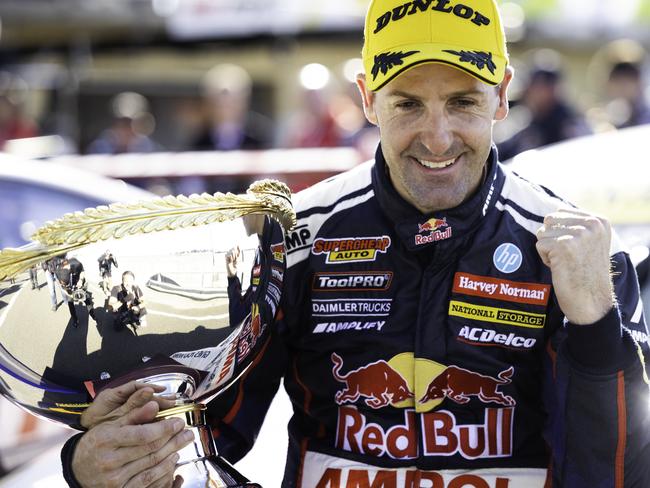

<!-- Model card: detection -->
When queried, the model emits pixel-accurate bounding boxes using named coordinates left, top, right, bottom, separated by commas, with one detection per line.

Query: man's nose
left=418, top=109, right=455, bottom=157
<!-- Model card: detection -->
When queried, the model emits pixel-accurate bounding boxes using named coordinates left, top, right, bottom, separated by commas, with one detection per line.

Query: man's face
left=357, top=63, right=511, bottom=213
left=122, top=275, right=134, bottom=289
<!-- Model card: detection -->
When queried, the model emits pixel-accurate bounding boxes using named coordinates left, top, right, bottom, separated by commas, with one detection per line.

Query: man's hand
left=72, top=382, right=194, bottom=488
left=225, top=246, right=241, bottom=278
left=536, top=209, right=615, bottom=325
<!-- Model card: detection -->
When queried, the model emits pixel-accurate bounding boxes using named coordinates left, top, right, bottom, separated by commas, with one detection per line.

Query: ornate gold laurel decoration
left=0, top=179, right=295, bottom=281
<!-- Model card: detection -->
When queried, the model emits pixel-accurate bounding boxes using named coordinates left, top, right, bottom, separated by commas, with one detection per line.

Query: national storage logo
left=448, top=300, right=546, bottom=329
left=312, top=236, right=391, bottom=264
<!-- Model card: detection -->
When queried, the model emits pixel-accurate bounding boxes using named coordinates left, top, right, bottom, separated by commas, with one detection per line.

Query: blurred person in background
left=87, top=92, right=161, bottom=154
left=191, top=64, right=273, bottom=151
left=498, top=57, right=590, bottom=161
left=287, top=88, right=345, bottom=148
left=0, top=72, right=38, bottom=150
left=605, top=61, right=650, bottom=129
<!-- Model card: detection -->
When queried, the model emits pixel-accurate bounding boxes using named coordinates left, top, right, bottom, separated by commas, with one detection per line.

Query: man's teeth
left=417, top=157, right=456, bottom=169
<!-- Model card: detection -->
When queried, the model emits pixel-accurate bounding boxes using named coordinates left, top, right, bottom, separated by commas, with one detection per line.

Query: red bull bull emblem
left=416, top=217, right=452, bottom=246
left=331, top=353, right=414, bottom=409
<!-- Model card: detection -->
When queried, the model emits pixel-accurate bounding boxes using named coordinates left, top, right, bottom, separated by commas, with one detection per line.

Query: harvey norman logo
left=449, top=300, right=546, bottom=329
left=453, top=272, right=550, bottom=306
left=312, top=236, right=391, bottom=264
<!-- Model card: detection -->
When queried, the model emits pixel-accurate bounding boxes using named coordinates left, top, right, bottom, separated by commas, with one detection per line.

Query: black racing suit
left=208, top=146, right=650, bottom=487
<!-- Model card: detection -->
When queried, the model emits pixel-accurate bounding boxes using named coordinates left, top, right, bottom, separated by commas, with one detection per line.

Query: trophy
left=0, top=180, right=295, bottom=487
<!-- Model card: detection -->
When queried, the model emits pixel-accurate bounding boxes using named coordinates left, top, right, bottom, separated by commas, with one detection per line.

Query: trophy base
left=160, top=402, right=262, bottom=488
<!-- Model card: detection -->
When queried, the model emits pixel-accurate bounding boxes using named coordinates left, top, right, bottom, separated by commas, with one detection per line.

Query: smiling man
left=62, top=1, right=650, bottom=487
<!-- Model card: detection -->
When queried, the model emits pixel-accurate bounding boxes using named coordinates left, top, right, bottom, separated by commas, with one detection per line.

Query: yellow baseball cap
left=362, top=0, right=509, bottom=91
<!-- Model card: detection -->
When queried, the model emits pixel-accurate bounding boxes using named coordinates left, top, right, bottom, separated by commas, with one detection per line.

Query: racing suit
left=208, top=145, right=650, bottom=488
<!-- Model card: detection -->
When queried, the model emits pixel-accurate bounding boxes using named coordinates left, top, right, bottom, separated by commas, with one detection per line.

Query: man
left=109, top=271, right=147, bottom=332
left=42, top=256, right=62, bottom=311
left=226, top=214, right=268, bottom=327
left=98, top=250, right=119, bottom=294
left=55, top=256, right=96, bottom=328
left=63, top=1, right=650, bottom=487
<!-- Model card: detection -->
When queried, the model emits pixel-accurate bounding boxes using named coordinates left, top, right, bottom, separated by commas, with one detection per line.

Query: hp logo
left=493, top=243, right=523, bottom=274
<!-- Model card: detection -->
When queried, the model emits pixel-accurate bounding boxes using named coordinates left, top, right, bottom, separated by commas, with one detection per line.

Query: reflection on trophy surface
left=0, top=180, right=295, bottom=487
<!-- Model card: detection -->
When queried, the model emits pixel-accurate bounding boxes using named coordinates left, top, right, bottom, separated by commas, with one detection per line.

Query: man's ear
left=494, top=66, right=514, bottom=121
left=356, top=73, right=378, bottom=126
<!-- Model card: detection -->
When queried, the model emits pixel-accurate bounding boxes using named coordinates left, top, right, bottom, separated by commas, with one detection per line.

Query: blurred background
left=0, top=0, right=649, bottom=486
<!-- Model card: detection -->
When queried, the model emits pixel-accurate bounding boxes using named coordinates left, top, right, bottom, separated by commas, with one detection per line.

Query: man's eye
left=452, top=98, right=476, bottom=108
left=396, top=100, right=418, bottom=109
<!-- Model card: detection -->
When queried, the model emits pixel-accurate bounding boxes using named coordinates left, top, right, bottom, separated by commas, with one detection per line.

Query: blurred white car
left=0, top=154, right=155, bottom=249
left=507, top=124, right=650, bottom=310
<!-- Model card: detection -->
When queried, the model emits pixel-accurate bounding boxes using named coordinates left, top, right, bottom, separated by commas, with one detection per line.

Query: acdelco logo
left=415, top=217, right=452, bottom=246
left=457, top=326, right=537, bottom=350
left=312, top=236, right=391, bottom=264
left=453, top=272, right=550, bottom=306
left=332, top=353, right=413, bottom=409
left=313, top=272, right=393, bottom=291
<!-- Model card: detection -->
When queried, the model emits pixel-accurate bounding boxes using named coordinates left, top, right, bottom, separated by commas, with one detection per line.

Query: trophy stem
left=159, top=403, right=261, bottom=488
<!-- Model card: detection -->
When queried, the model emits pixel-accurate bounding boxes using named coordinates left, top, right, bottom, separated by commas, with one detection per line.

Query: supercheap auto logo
left=415, top=217, right=452, bottom=245
left=270, top=243, right=285, bottom=263
left=312, top=236, right=391, bottom=264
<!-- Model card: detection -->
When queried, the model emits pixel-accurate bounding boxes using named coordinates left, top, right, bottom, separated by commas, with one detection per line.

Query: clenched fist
left=536, top=209, right=615, bottom=325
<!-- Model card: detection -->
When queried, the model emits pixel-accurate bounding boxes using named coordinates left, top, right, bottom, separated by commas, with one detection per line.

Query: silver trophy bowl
left=0, top=180, right=294, bottom=487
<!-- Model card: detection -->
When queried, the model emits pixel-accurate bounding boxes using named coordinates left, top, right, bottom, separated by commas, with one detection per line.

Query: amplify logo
left=312, top=236, right=391, bottom=264
left=415, top=217, right=452, bottom=246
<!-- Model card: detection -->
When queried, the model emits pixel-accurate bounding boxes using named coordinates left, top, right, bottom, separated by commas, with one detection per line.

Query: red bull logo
left=336, top=406, right=514, bottom=460
left=419, top=366, right=515, bottom=407
left=331, top=353, right=414, bottom=409
left=416, top=217, right=452, bottom=245
left=418, top=217, right=447, bottom=233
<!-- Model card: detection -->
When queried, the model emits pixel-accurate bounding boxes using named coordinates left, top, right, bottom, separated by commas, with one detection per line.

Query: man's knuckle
left=148, top=450, right=163, bottom=467
left=146, top=437, right=165, bottom=453
left=140, top=468, right=157, bottom=485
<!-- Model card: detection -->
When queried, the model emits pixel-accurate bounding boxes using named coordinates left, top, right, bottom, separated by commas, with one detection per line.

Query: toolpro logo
left=313, top=271, right=393, bottom=292
left=312, top=236, right=391, bottom=264
left=332, top=353, right=516, bottom=461
left=415, top=217, right=452, bottom=246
